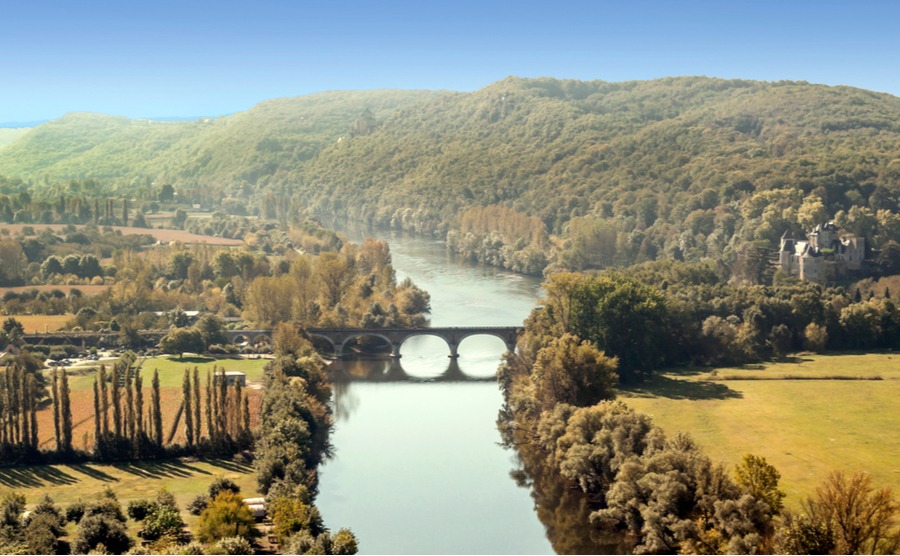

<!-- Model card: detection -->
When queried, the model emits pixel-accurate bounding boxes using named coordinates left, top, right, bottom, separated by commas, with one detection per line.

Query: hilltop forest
left=2, top=76, right=900, bottom=276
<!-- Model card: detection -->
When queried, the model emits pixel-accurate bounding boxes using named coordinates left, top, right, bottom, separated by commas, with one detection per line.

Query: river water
left=315, top=230, right=555, bottom=554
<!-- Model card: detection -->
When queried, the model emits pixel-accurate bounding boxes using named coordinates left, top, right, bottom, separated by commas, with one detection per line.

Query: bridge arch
left=306, top=327, right=521, bottom=359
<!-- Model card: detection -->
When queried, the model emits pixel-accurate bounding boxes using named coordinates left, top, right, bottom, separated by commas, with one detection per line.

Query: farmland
left=619, top=352, right=900, bottom=506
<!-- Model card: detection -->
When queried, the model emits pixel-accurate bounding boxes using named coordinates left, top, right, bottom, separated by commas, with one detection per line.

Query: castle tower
left=779, top=230, right=794, bottom=272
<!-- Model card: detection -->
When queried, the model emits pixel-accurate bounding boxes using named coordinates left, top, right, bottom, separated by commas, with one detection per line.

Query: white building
left=779, top=222, right=865, bottom=282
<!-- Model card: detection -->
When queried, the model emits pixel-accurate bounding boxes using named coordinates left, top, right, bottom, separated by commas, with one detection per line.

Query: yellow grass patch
left=2, top=313, right=73, bottom=333
left=619, top=353, right=900, bottom=507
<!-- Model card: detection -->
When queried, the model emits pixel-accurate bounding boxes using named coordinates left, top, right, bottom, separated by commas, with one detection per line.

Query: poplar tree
left=183, top=369, right=194, bottom=447
left=20, top=367, right=30, bottom=449
left=242, top=396, right=250, bottom=438
left=217, top=368, right=227, bottom=440
left=0, top=372, right=7, bottom=445
left=134, top=370, right=143, bottom=444
left=99, top=365, right=109, bottom=437
left=51, top=368, right=61, bottom=451
left=92, top=379, right=102, bottom=455
left=233, top=379, right=243, bottom=438
left=60, top=368, right=72, bottom=454
left=193, top=367, right=202, bottom=445
left=124, top=367, right=134, bottom=442
left=10, top=367, right=20, bottom=445
left=205, top=371, right=214, bottom=445
left=111, top=364, right=122, bottom=438
left=27, top=374, right=38, bottom=450
left=151, top=370, right=162, bottom=447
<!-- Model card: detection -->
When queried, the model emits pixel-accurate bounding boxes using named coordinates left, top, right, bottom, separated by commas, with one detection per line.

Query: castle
left=778, top=222, right=865, bottom=282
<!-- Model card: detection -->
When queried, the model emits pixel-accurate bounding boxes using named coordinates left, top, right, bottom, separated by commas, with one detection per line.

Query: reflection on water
left=317, top=226, right=613, bottom=554
left=501, top=418, right=631, bottom=555
left=329, top=357, right=498, bottom=425
left=329, top=357, right=498, bottom=384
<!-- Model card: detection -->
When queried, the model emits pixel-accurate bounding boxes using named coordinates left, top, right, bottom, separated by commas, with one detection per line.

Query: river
left=315, top=230, right=555, bottom=554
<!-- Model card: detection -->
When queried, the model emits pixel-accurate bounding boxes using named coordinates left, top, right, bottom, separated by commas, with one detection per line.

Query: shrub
left=208, top=477, right=241, bottom=500
left=24, top=513, right=63, bottom=555
left=126, top=499, right=153, bottom=521
left=72, top=514, right=132, bottom=555
left=197, top=491, right=258, bottom=543
left=187, top=494, right=210, bottom=516
left=65, top=500, right=87, bottom=524
left=141, top=504, right=187, bottom=543
left=207, top=536, right=254, bottom=555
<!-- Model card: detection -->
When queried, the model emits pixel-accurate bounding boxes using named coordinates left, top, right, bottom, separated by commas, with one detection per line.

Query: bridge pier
left=390, top=343, right=402, bottom=358
left=448, top=342, right=459, bottom=359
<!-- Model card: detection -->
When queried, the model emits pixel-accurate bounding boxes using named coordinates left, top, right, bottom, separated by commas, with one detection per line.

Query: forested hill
left=0, top=89, right=447, bottom=188
left=3, top=76, right=900, bottom=275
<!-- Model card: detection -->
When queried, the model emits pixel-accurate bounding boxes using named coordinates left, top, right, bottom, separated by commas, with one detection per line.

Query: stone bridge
left=306, top=326, right=523, bottom=358
left=22, top=326, right=523, bottom=358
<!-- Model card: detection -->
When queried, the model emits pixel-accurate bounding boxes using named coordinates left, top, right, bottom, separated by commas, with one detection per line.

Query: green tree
left=568, top=274, right=668, bottom=383
left=140, top=503, right=187, bottom=543
left=159, top=327, right=204, bottom=359
left=194, top=314, right=227, bottom=350
left=158, top=184, right=175, bottom=202
left=532, top=333, right=618, bottom=410
left=183, top=370, right=194, bottom=448
left=197, top=491, right=258, bottom=543
left=59, top=368, right=72, bottom=454
left=51, top=369, right=61, bottom=451
left=735, top=454, right=785, bottom=515
left=151, top=370, right=163, bottom=447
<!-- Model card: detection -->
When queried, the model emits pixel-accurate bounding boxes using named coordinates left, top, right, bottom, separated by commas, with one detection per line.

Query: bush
left=72, top=514, right=133, bottom=555
left=65, top=500, right=87, bottom=524
left=187, top=494, right=210, bottom=516
left=207, top=536, right=253, bottom=555
left=141, top=504, right=187, bottom=543
left=24, top=513, right=63, bottom=555
left=208, top=477, right=241, bottom=500
left=126, top=499, right=153, bottom=521
left=197, top=491, right=258, bottom=543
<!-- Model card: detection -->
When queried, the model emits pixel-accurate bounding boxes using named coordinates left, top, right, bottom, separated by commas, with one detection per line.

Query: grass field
left=0, top=313, right=73, bottom=332
left=619, top=352, right=900, bottom=507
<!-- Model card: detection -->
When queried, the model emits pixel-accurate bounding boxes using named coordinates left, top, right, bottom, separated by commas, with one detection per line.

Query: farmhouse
left=217, top=370, right=246, bottom=386
left=778, top=221, right=865, bottom=282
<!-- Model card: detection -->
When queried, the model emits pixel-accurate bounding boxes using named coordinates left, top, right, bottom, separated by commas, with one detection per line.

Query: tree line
left=498, top=265, right=899, bottom=554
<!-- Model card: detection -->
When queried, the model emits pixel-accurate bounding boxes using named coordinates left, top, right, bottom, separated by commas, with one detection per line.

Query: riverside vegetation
left=499, top=266, right=899, bottom=554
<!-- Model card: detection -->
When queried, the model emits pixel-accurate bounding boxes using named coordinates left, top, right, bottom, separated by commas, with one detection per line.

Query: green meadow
left=61, top=355, right=270, bottom=391
left=619, top=352, right=900, bottom=507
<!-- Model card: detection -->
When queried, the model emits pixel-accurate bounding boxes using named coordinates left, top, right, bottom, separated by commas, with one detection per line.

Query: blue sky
left=2, top=0, right=898, bottom=123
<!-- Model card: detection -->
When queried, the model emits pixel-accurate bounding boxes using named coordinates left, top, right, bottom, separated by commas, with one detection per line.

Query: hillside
left=0, top=127, right=30, bottom=150
left=0, top=89, right=447, bottom=190
left=2, top=76, right=900, bottom=273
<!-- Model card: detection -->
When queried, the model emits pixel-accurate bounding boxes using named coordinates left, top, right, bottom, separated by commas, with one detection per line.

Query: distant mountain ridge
left=2, top=76, right=899, bottom=273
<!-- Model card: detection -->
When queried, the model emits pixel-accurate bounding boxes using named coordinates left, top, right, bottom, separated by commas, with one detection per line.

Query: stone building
left=778, top=221, right=865, bottom=282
